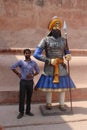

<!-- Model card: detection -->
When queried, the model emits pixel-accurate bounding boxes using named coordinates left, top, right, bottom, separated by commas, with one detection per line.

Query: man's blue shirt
left=11, top=60, right=40, bottom=80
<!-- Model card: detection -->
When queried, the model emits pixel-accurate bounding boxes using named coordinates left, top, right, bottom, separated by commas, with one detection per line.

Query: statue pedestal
left=39, top=104, right=73, bottom=116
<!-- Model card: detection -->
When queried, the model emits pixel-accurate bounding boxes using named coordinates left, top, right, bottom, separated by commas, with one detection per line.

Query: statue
left=33, top=16, right=76, bottom=111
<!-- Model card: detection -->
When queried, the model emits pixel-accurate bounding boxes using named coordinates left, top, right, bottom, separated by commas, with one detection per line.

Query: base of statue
left=39, top=104, right=73, bottom=116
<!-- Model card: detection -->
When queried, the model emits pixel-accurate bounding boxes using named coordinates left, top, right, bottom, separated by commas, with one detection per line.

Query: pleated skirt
left=35, top=74, right=76, bottom=92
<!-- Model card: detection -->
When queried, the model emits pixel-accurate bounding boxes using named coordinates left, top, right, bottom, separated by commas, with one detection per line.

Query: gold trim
left=37, top=88, right=76, bottom=92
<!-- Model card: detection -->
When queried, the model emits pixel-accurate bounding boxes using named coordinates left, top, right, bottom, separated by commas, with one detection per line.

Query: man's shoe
left=17, top=113, right=24, bottom=119
left=26, top=112, right=34, bottom=116
left=59, top=105, right=66, bottom=111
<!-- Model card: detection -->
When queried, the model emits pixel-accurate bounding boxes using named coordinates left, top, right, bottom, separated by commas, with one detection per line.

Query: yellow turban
left=48, top=16, right=63, bottom=30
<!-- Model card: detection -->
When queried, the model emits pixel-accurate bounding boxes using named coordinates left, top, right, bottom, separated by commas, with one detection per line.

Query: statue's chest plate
left=46, top=39, right=65, bottom=58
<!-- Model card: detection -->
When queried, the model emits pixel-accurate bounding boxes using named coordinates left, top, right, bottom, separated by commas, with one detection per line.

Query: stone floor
left=0, top=101, right=87, bottom=130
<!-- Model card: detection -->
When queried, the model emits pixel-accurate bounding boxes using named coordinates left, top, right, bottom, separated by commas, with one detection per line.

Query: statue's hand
left=51, top=58, right=58, bottom=65
left=65, top=54, right=71, bottom=61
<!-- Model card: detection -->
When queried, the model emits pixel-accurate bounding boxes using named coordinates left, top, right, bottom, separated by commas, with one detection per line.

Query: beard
left=25, top=56, right=30, bottom=60
left=51, top=29, right=61, bottom=39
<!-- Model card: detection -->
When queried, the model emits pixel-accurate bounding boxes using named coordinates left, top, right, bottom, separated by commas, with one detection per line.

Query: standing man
left=11, top=49, right=40, bottom=119
left=33, top=16, right=76, bottom=111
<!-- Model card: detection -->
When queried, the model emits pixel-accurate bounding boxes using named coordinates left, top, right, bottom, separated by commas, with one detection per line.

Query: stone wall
left=0, top=1, right=87, bottom=104
left=0, top=0, right=87, bottom=49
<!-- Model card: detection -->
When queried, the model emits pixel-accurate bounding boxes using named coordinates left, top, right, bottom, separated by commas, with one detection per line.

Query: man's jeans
left=19, top=79, right=33, bottom=113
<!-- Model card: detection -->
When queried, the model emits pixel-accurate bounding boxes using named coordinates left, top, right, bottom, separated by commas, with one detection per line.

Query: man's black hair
left=23, top=49, right=31, bottom=54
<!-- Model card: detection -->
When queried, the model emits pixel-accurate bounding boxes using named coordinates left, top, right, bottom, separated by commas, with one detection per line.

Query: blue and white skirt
left=35, top=74, right=76, bottom=92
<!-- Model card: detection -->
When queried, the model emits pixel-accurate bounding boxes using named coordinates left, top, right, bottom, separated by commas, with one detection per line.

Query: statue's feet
left=46, top=103, right=52, bottom=110
left=59, top=105, right=66, bottom=111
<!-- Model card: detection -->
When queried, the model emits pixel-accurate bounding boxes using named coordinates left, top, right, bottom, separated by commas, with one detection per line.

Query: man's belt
left=53, top=58, right=64, bottom=83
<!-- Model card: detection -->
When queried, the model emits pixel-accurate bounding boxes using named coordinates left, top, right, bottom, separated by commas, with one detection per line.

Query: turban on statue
left=48, top=16, right=63, bottom=30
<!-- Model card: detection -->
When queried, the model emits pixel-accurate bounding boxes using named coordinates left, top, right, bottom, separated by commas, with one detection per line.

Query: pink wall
left=0, top=0, right=87, bottom=49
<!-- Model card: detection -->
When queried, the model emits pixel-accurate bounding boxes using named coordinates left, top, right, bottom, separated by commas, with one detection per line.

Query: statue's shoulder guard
left=38, top=36, right=48, bottom=49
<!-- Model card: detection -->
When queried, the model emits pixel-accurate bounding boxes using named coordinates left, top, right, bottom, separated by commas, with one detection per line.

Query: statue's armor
left=38, top=36, right=68, bottom=76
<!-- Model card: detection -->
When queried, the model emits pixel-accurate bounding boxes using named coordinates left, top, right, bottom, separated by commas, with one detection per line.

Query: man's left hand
left=26, top=74, right=33, bottom=79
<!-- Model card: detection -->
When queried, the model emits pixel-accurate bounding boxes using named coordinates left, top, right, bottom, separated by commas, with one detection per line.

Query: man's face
left=24, top=51, right=31, bottom=59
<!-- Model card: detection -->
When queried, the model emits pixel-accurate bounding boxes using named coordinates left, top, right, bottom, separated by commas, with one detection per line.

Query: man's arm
left=10, top=61, right=21, bottom=78
left=11, top=69, right=21, bottom=78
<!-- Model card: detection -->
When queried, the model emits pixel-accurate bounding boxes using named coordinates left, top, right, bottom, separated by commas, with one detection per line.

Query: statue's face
left=52, top=22, right=60, bottom=30
left=51, top=22, right=61, bottom=39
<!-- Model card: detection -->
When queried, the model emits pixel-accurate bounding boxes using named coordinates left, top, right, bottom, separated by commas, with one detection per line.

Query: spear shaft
left=67, top=60, right=73, bottom=111
left=63, top=21, right=73, bottom=111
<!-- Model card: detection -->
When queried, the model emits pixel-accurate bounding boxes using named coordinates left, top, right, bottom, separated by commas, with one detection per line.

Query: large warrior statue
left=34, top=16, right=76, bottom=111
